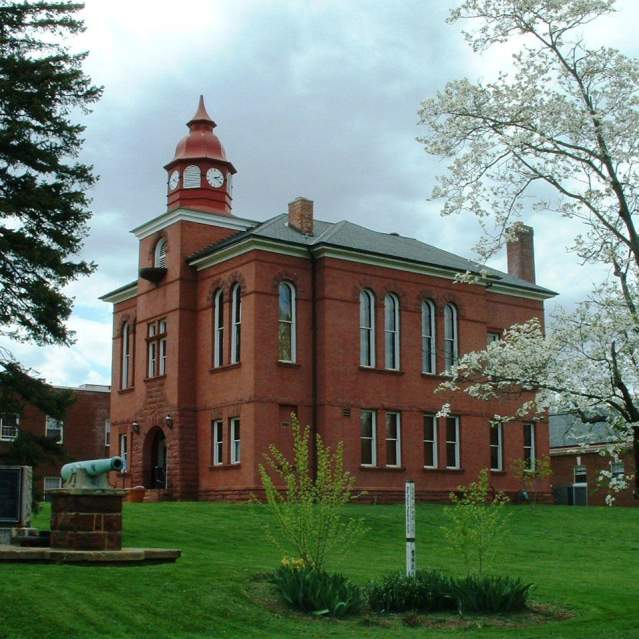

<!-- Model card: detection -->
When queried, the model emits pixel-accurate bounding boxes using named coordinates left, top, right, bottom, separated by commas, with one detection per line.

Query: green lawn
left=1, top=502, right=638, bottom=639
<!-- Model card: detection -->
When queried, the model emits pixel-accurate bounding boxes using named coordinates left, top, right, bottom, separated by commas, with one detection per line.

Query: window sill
left=277, top=361, right=300, bottom=368
left=118, top=387, right=135, bottom=395
left=420, top=372, right=442, bottom=379
left=144, top=375, right=166, bottom=383
left=489, top=469, right=506, bottom=475
left=358, top=367, right=404, bottom=375
left=359, top=465, right=406, bottom=472
left=208, top=463, right=242, bottom=470
left=422, top=467, right=464, bottom=473
left=209, top=363, right=241, bottom=374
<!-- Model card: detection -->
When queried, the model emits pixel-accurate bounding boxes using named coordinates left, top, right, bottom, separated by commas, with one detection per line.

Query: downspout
left=310, top=249, right=318, bottom=480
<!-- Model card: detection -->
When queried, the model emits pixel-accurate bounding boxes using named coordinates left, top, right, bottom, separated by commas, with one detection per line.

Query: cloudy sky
left=3, top=0, right=639, bottom=388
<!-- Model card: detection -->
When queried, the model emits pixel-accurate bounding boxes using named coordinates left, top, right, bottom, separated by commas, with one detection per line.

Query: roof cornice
left=100, top=282, right=138, bottom=304
left=131, top=208, right=256, bottom=240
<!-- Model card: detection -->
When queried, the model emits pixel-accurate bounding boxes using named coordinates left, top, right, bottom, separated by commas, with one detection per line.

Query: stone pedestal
left=49, top=489, right=126, bottom=551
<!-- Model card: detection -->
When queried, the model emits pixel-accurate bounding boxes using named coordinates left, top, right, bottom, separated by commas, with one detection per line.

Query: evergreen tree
left=0, top=1, right=101, bottom=414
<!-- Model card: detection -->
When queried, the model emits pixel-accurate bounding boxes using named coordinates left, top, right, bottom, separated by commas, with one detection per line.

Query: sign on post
left=405, top=479, right=416, bottom=576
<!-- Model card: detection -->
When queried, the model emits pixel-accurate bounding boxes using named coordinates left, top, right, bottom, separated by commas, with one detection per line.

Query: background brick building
left=0, top=384, right=110, bottom=498
left=550, top=414, right=637, bottom=507
left=102, top=97, right=557, bottom=502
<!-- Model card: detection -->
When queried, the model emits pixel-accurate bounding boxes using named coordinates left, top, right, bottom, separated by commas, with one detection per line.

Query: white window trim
left=104, top=419, right=111, bottom=448
left=213, top=289, right=224, bottom=368
left=183, top=164, right=201, bottom=189
left=445, top=415, right=460, bottom=469
left=0, top=413, right=19, bottom=442
left=384, top=293, right=400, bottom=370
left=385, top=412, right=401, bottom=467
left=154, top=238, right=168, bottom=268
left=213, top=420, right=223, bottom=465
left=159, top=336, right=167, bottom=375
left=573, top=465, right=588, bottom=485
left=487, top=331, right=501, bottom=345
left=45, top=416, right=64, bottom=444
left=359, top=289, right=376, bottom=368
left=524, top=422, right=536, bottom=471
left=230, top=418, right=240, bottom=464
left=278, top=282, right=297, bottom=363
left=148, top=340, right=157, bottom=378
left=421, top=299, right=436, bottom=374
left=444, top=303, right=459, bottom=370
left=121, top=321, right=131, bottom=390
left=43, top=477, right=62, bottom=493
left=231, top=284, right=241, bottom=364
left=360, top=409, right=377, bottom=467
left=490, top=422, right=503, bottom=472
left=423, top=413, right=438, bottom=469
left=119, top=433, right=128, bottom=472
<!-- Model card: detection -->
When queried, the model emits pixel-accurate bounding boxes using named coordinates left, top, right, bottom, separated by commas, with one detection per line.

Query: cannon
left=60, top=457, right=124, bottom=490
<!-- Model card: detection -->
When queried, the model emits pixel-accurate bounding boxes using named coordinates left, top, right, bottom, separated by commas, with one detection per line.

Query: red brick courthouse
left=101, top=97, right=556, bottom=501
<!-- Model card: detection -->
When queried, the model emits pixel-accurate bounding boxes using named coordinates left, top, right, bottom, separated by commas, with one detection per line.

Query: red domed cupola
left=164, top=96, right=237, bottom=215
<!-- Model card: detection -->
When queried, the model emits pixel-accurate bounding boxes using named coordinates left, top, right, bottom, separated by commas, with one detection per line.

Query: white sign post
left=405, top=479, right=416, bottom=576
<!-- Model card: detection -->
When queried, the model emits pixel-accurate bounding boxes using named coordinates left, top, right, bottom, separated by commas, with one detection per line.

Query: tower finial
left=188, top=95, right=216, bottom=129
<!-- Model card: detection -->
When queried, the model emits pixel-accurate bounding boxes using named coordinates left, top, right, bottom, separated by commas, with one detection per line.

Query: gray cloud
left=2, top=0, right=636, bottom=385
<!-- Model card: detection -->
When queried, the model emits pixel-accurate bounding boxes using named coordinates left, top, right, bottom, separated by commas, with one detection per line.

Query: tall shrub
left=443, top=469, right=509, bottom=575
left=258, top=415, right=366, bottom=570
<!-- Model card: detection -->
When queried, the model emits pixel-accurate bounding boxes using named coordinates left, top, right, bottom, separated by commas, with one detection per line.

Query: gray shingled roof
left=188, top=213, right=556, bottom=296
left=550, top=414, right=617, bottom=448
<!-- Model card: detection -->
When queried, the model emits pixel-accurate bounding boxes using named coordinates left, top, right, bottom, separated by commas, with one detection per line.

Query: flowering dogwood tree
left=418, top=0, right=639, bottom=500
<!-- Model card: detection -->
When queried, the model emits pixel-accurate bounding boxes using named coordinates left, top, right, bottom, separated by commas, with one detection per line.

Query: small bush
left=367, top=570, right=457, bottom=613
left=270, top=564, right=364, bottom=617
left=451, top=575, right=532, bottom=613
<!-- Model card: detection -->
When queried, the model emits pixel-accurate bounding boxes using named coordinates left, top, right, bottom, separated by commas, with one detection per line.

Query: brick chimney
left=506, top=224, right=536, bottom=283
left=288, top=197, right=314, bottom=236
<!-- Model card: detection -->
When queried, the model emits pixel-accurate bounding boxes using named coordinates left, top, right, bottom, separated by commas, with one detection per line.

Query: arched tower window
left=231, top=284, right=242, bottom=364
left=183, top=164, right=201, bottom=189
left=421, top=300, right=436, bottom=374
left=384, top=293, right=400, bottom=370
left=213, top=289, right=224, bottom=367
left=444, top=303, right=459, bottom=369
left=154, top=238, right=167, bottom=268
left=359, top=289, right=375, bottom=367
left=278, top=282, right=296, bottom=363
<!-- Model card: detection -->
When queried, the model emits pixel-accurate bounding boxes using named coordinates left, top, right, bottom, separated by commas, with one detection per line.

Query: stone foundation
left=50, top=490, right=126, bottom=551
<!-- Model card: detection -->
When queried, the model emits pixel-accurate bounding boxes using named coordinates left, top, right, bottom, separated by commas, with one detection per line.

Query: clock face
left=168, top=170, right=180, bottom=190
left=206, top=168, right=225, bottom=188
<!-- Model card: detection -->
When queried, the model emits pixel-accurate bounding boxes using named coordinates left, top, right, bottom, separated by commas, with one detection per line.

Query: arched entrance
left=146, top=428, right=168, bottom=489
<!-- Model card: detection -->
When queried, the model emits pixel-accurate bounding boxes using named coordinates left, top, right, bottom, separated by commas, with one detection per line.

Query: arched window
left=154, top=238, right=167, bottom=268
left=278, top=282, right=296, bottom=362
left=231, top=284, right=241, bottom=364
left=183, top=164, right=201, bottom=188
left=120, top=321, right=132, bottom=389
left=213, top=289, right=224, bottom=367
left=384, top=293, right=400, bottom=370
left=421, top=300, right=436, bottom=374
left=444, top=303, right=458, bottom=369
left=359, top=289, right=375, bottom=367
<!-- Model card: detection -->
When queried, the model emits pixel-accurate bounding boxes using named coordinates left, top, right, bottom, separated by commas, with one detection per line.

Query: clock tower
left=164, top=95, right=237, bottom=215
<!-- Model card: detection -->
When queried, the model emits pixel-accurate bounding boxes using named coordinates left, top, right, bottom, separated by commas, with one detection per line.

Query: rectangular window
left=490, top=422, right=503, bottom=471
left=0, top=413, right=19, bottom=441
left=574, top=465, right=587, bottom=484
left=445, top=416, right=460, bottom=469
left=385, top=412, right=401, bottom=467
left=611, top=460, right=625, bottom=477
left=384, top=294, right=400, bottom=370
left=360, top=410, right=377, bottom=466
left=487, top=331, right=501, bottom=345
left=119, top=433, right=128, bottom=472
left=213, top=291, right=224, bottom=368
left=423, top=414, right=438, bottom=468
left=147, top=319, right=167, bottom=378
left=422, top=301, right=436, bottom=374
left=230, top=418, right=240, bottom=464
left=104, top=419, right=111, bottom=448
left=212, top=420, right=224, bottom=465
left=359, top=290, right=375, bottom=367
left=43, top=476, right=62, bottom=500
left=121, top=322, right=132, bottom=389
left=45, top=416, right=64, bottom=444
left=523, top=422, right=536, bottom=470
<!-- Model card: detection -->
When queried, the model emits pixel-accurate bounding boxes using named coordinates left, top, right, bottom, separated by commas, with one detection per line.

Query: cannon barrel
left=61, top=457, right=123, bottom=483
